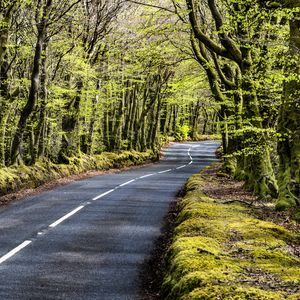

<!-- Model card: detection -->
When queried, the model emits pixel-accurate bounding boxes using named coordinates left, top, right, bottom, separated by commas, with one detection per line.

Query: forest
left=0, top=0, right=299, bottom=211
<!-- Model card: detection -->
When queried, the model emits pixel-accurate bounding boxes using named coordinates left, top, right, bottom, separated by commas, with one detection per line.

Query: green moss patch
left=0, top=150, right=156, bottom=198
left=162, top=172, right=300, bottom=300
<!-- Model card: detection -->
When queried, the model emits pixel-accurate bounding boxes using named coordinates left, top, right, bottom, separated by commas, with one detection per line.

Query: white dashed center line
left=0, top=144, right=198, bottom=265
left=118, top=179, right=136, bottom=187
left=0, top=240, right=32, bottom=264
left=158, top=169, right=172, bottom=174
left=92, top=189, right=115, bottom=201
left=176, top=165, right=186, bottom=169
left=49, top=205, right=85, bottom=228
left=139, top=173, right=155, bottom=179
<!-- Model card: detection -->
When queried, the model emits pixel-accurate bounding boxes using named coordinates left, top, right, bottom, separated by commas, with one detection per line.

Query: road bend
left=0, top=141, right=219, bottom=300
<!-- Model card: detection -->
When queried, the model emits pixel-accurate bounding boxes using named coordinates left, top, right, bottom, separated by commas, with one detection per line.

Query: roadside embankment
left=0, top=150, right=157, bottom=202
left=161, top=163, right=300, bottom=300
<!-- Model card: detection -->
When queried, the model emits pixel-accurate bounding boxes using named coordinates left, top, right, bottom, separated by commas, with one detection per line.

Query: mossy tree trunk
left=276, top=6, right=300, bottom=209
left=0, top=1, right=18, bottom=166
left=239, top=48, right=278, bottom=198
left=10, top=0, right=52, bottom=165
left=33, top=41, right=48, bottom=163
left=85, top=79, right=101, bottom=155
left=190, top=101, right=201, bottom=139
left=187, top=0, right=278, bottom=198
left=58, top=80, right=83, bottom=163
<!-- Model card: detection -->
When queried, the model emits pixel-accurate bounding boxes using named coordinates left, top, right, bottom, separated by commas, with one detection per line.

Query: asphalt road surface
left=0, top=141, right=219, bottom=300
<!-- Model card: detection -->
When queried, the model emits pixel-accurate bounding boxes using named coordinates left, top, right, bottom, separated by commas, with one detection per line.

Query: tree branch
left=47, top=0, right=81, bottom=27
left=186, top=0, right=233, bottom=61
left=211, top=53, right=236, bottom=89
left=126, top=0, right=175, bottom=14
left=207, top=0, right=242, bottom=64
left=191, top=34, right=226, bottom=104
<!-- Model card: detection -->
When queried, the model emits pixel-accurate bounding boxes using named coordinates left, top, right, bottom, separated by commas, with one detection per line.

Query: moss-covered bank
left=162, top=168, right=300, bottom=300
left=0, top=150, right=157, bottom=197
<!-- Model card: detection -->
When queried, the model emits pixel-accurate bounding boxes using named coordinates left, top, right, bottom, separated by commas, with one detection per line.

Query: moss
left=0, top=150, right=157, bottom=197
left=288, top=292, right=300, bottom=300
left=276, top=197, right=297, bottom=211
left=184, top=285, right=284, bottom=300
left=292, top=211, right=300, bottom=222
left=162, top=171, right=300, bottom=300
left=223, top=156, right=237, bottom=176
left=233, top=166, right=247, bottom=181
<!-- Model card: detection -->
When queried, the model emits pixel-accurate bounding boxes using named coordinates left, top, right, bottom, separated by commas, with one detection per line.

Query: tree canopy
left=0, top=0, right=299, bottom=209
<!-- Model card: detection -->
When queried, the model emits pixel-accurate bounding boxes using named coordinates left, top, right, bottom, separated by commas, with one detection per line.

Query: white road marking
left=158, top=169, right=172, bottom=174
left=176, top=165, right=186, bottom=169
left=187, top=147, right=193, bottom=160
left=0, top=144, right=201, bottom=264
left=139, top=173, right=155, bottom=179
left=0, top=240, right=32, bottom=264
left=188, top=147, right=195, bottom=163
left=92, top=189, right=115, bottom=201
left=49, top=206, right=85, bottom=228
left=119, top=179, right=135, bottom=187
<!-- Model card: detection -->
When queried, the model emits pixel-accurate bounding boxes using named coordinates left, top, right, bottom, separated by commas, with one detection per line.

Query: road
left=0, top=141, right=219, bottom=300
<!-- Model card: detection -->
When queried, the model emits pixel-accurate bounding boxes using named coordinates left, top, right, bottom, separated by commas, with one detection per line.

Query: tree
left=185, top=0, right=279, bottom=198
left=275, top=0, right=300, bottom=209
left=0, top=0, right=19, bottom=166
left=10, top=0, right=82, bottom=164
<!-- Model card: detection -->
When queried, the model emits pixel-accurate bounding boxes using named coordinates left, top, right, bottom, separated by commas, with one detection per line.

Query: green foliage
left=1, top=0, right=298, bottom=207
left=176, top=125, right=190, bottom=141
left=0, top=0, right=218, bottom=170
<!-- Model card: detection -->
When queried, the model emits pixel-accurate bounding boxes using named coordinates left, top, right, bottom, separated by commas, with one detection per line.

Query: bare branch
left=126, top=0, right=175, bottom=14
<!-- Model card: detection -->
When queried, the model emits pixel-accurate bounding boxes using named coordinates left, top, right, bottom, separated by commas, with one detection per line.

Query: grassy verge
left=0, top=150, right=157, bottom=197
left=162, top=164, right=300, bottom=300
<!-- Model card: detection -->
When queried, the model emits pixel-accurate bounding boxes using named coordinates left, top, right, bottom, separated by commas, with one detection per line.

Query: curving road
left=0, top=141, right=219, bottom=300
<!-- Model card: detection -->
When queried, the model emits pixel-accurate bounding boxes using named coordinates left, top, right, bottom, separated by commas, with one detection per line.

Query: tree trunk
left=150, top=95, right=162, bottom=150
left=86, top=80, right=101, bottom=155
left=58, top=80, right=83, bottom=162
left=0, top=3, right=16, bottom=166
left=239, top=48, right=278, bottom=199
left=276, top=9, right=300, bottom=209
left=33, top=41, right=48, bottom=163
left=10, top=0, right=52, bottom=165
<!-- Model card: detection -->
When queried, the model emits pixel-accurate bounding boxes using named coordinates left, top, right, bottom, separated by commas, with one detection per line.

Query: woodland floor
left=141, top=163, right=300, bottom=299
left=203, top=164, right=300, bottom=236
